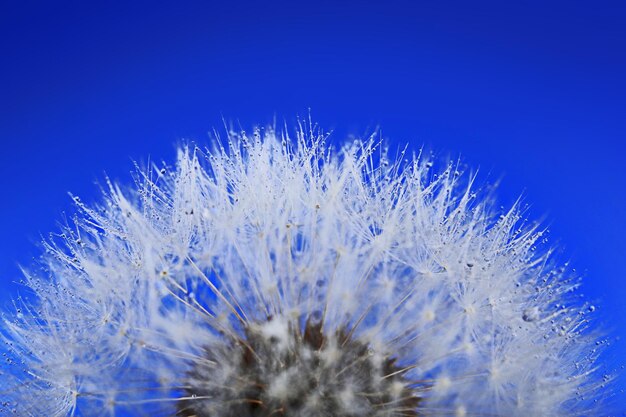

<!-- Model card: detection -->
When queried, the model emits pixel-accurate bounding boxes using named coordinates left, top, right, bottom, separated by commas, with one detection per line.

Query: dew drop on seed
left=522, top=307, right=540, bottom=322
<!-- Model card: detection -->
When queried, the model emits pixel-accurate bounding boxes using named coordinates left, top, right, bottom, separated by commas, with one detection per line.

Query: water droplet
left=522, top=307, right=540, bottom=322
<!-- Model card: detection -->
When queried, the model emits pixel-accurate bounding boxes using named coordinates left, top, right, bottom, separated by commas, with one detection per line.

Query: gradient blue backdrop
left=1, top=0, right=625, bottom=409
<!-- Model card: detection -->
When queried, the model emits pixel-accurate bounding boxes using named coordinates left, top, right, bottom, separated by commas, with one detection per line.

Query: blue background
left=1, top=0, right=625, bottom=409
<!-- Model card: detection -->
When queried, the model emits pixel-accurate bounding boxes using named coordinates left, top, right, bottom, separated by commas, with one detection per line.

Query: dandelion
left=0, top=122, right=610, bottom=416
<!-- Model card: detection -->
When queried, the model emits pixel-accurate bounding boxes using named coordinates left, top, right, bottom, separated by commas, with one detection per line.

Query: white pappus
left=0, top=123, right=610, bottom=416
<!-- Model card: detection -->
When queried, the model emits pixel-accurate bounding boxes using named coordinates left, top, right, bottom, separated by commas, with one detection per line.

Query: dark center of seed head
left=177, top=316, right=420, bottom=417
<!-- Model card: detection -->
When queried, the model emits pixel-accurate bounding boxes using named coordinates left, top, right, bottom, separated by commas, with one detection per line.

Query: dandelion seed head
left=0, top=122, right=612, bottom=416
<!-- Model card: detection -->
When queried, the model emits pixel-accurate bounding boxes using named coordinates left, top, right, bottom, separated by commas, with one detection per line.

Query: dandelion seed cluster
left=0, top=125, right=608, bottom=416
